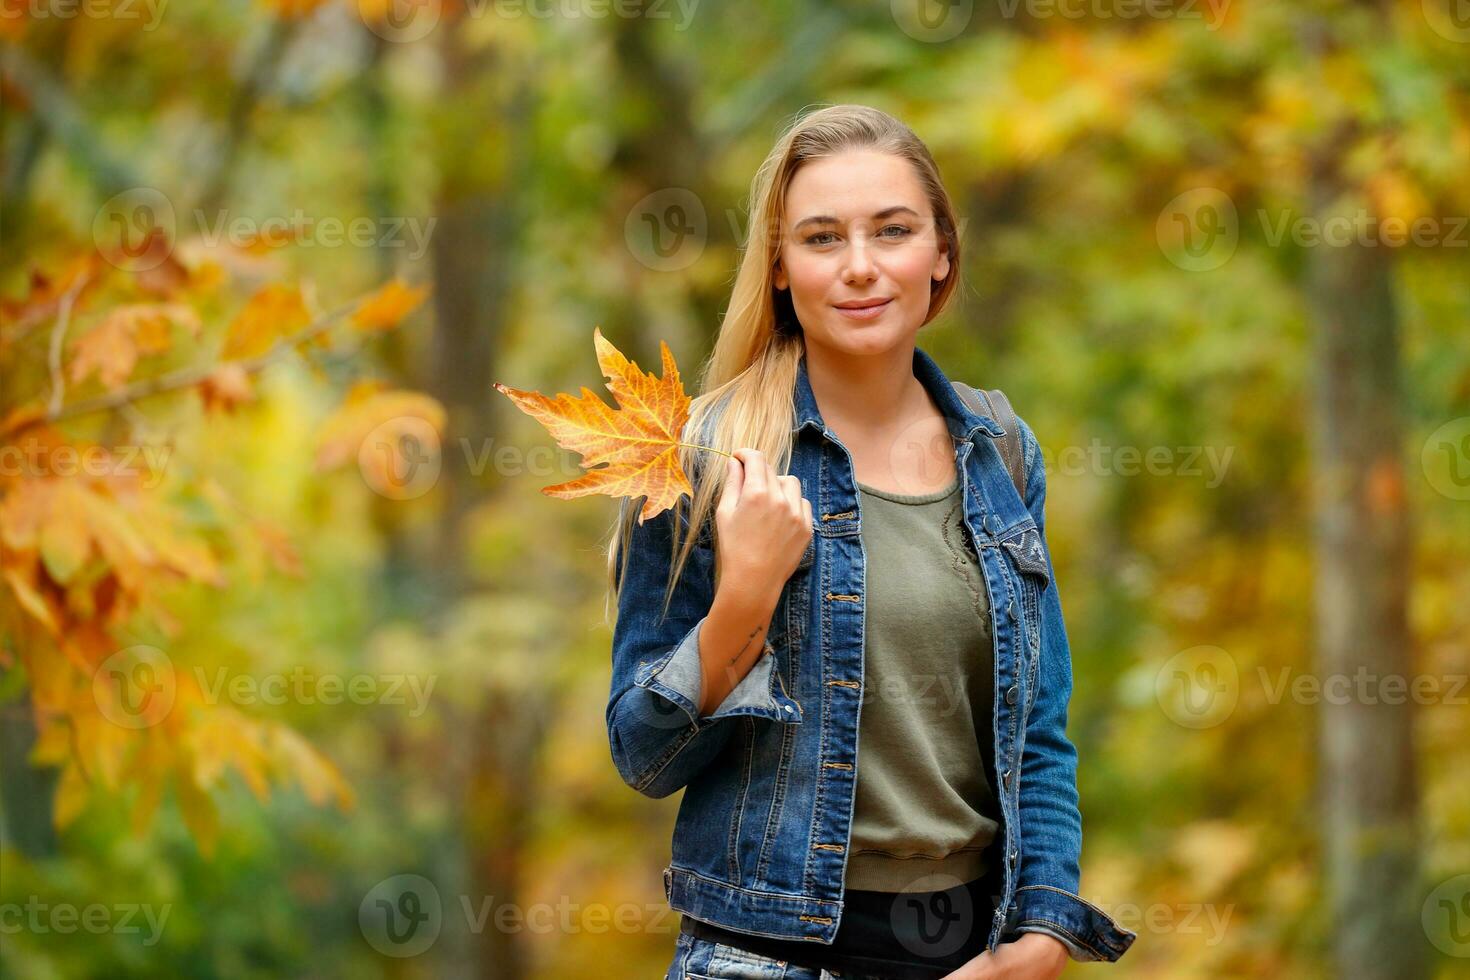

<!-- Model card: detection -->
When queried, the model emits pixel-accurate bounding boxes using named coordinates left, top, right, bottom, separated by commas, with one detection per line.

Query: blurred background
left=2, top=1, right=1468, bottom=977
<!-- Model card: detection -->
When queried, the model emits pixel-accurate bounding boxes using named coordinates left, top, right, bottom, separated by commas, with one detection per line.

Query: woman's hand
left=937, top=932, right=1070, bottom=980
left=714, top=448, right=813, bottom=601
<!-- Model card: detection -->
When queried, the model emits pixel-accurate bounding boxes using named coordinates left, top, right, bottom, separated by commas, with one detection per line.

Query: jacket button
left=1001, top=767, right=1012, bottom=788
left=1005, top=685, right=1019, bottom=705
left=1007, top=599, right=1017, bottom=620
left=1009, top=848, right=1019, bottom=865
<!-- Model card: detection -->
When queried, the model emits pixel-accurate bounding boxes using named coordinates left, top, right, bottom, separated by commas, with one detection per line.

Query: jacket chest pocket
left=1000, top=526, right=1051, bottom=694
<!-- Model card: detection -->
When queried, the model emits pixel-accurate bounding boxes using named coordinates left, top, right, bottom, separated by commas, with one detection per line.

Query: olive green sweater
left=845, top=476, right=1002, bottom=892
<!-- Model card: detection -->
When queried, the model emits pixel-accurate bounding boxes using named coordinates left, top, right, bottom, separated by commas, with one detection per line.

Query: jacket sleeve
left=605, top=496, right=801, bottom=800
left=1004, top=415, right=1138, bottom=962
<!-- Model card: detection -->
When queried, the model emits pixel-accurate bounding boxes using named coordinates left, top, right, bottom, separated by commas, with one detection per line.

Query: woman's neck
left=804, top=342, right=930, bottom=441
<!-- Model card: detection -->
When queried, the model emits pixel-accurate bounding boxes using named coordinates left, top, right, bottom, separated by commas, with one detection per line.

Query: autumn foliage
left=0, top=237, right=436, bottom=853
left=493, top=327, right=724, bottom=523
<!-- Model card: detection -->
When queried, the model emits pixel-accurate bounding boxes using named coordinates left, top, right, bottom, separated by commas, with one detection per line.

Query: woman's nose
left=842, top=238, right=877, bottom=283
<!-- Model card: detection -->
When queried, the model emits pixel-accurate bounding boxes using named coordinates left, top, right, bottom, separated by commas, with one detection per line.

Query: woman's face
left=773, top=149, right=950, bottom=355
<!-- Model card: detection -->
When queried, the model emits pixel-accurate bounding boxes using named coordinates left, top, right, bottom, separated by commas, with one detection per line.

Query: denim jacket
left=606, top=345, right=1137, bottom=963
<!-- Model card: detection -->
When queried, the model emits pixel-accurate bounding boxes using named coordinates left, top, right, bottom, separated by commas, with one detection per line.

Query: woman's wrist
left=1014, top=930, right=1070, bottom=968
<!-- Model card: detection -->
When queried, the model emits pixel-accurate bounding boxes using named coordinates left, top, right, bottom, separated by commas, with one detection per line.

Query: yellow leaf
left=53, top=761, right=89, bottom=831
left=352, top=279, right=429, bottom=333
left=29, top=718, right=71, bottom=767
left=39, top=485, right=92, bottom=585
left=492, top=326, right=701, bottom=523
left=221, top=284, right=309, bottom=360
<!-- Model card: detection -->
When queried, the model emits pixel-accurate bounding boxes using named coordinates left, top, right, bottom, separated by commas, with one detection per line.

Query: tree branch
left=22, top=294, right=369, bottom=430
left=0, top=45, right=141, bottom=197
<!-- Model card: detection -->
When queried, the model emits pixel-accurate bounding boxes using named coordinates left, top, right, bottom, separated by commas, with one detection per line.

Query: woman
left=605, top=104, right=1136, bottom=979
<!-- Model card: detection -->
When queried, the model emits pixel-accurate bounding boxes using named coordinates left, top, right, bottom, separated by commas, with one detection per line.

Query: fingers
left=777, top=473, right=803, bottom=514
left=727, top=450, right=809, bottom=526
left=736, top=448, right=767, bottom=497
left=718, top=452, right=744, bottom=512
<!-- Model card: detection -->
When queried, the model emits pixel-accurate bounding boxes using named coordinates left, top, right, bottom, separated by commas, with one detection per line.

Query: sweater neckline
left=856, top=477, right=960, bottom=505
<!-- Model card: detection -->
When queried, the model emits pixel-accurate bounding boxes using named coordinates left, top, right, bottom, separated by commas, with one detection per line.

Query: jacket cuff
left=1006, top=884, right=1137, bottom=962
left=634, top=615, right=803, bottom=726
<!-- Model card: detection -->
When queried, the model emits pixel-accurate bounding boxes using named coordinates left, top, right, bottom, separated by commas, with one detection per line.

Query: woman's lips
left=833, top=299, right=892, bottom=320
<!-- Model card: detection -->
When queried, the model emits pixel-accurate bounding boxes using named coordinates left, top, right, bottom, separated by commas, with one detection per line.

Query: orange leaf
left=0, top=254, right=101, bottom=336
left=220, top=284, right=309, bottom=360
left=492, top=327, right=706, bottom=522
left=198, top=363, right=255, bottom=414
left=67, top=304, right=200, bottom=390
left=352, top=279, right=429, bottom=333
left=39, top=485, right=92, bottom=585
left=3, top=564, right=60, bottom=635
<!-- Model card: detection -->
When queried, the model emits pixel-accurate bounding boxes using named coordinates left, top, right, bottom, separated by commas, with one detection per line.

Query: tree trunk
left=1305, top=177, right=1424, bottom=980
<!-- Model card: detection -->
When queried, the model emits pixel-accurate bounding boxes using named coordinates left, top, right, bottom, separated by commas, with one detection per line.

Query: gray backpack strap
left=952, top=381, right=1027, bottom=501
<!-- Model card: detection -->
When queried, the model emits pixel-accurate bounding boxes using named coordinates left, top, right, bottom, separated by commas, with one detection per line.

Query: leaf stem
left=676, top=441, right=733, bottom=459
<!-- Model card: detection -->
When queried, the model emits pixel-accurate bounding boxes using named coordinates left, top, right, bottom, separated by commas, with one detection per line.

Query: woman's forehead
left=785, top=152, right=926, bottom=217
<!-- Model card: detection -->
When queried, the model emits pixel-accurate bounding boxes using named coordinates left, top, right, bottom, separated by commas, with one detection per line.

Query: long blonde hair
left=605, top=104, right=965, bottom=622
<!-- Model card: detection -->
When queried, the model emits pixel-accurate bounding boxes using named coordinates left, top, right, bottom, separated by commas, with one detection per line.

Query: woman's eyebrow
left=792, top=205, right=920, bottom=231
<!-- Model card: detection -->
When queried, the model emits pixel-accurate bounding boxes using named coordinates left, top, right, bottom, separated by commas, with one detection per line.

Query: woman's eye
left=880, top=224, right=912, bottom=238
left=805, top=231, right=837, bottom=245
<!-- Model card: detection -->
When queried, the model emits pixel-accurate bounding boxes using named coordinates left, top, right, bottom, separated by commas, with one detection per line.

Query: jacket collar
left=791, top=344, right=1006, bottom=442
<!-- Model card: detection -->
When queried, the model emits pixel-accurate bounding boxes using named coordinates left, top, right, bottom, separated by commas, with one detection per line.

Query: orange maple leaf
left=493, top=327, right=728, bottom=523
left=352, top=279, right=429, bottom=333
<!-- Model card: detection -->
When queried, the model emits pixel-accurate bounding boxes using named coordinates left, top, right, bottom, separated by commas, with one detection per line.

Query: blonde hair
left=605, top=104, right=964, bottom=622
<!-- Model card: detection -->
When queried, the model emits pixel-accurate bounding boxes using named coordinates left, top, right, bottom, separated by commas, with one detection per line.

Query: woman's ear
left=932, top=237, right=951, bottom=285
left=773, top=259, right=787, bottom=291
